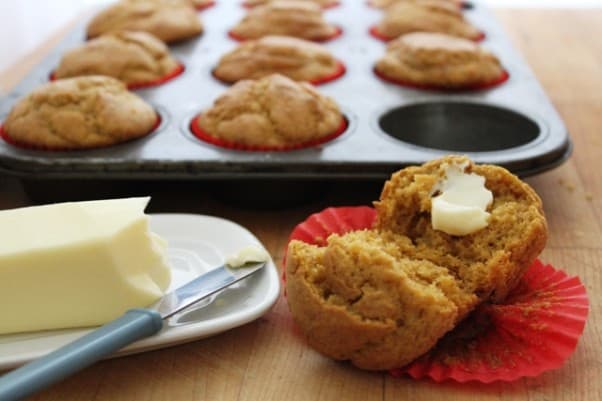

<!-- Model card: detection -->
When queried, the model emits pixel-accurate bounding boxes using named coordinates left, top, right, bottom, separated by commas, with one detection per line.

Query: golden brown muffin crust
left=213, top=36, right=339, bottom=83
left=55, top=31, right=179, bottom=85
left=245, top=0, right=338, bottom=6
left=375, top=32, right=504, bottom=87
left=285, top=156, right=547, bottom=370
left=87, top=0, right=203, bottom=43
left=230, top=1, right=338, bottom=41
left=376, top=1, right=481, bottom=40
left=371, top=0, right=461, bottom=9
left=3, top=76, right=157, bottom=150
left=198, top=74, right=343, bottom=147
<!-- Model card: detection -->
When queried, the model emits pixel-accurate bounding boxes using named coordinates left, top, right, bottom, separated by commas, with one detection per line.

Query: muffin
left=285, top=156, right=547, bottom=370
left=2, top=76, right=158, bottom=150
left=230, top=1, right=339, bottom=42
left=195, top=74, right=343, bottom=148
left=375, top=32, right=505, bottom=88
left=373, top=1, right=481, bottom=41
left=213, top=36, right=342, bottom=84
left=190, top=0, right=214, bottom=8
left=370, top=0, right=461, bottom=9
left=244, top=0, right=338, bottom=7
left=54, top=31, right=181, bottom=87
left=87, top=0, right=203, bottom=44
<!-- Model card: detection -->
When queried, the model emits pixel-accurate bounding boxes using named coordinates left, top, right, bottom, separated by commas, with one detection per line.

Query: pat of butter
left=226, top=245, right=269, bottom=268
left=0, top=197, right=171, bottom=335
left=431, top=163, right=493, bottom=236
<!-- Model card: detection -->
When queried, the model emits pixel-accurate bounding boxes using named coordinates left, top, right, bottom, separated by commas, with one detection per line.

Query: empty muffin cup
left=189, top=114, right=348, bottom=151
left=378, top=102, right=541, bottom=152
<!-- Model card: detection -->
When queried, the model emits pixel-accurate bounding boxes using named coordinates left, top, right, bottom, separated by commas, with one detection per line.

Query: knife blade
left=0, top=261, right=266, bottom=401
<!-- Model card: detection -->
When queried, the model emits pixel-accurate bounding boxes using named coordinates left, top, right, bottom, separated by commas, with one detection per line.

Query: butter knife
left=0, top=261, right=265, bottom=401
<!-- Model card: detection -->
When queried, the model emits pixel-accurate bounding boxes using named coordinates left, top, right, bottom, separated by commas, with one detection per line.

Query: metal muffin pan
left=0, top=0, right=571, bottom=180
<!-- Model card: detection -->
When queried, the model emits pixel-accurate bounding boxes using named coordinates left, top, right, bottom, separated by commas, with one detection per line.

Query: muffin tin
left=0, top=0, right=571, bottom=180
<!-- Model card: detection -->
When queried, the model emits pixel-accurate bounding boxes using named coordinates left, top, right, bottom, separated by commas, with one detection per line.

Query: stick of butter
left=431, top=163, right=493, bottom=236
left=0, top=197, right=171, bottom=335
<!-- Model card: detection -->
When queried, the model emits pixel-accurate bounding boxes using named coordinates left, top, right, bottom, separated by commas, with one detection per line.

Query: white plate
left=0, top=213, right=281, bottom=370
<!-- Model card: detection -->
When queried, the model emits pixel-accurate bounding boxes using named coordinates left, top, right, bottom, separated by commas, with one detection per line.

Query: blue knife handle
left=0, top=309, right=163, bottom=401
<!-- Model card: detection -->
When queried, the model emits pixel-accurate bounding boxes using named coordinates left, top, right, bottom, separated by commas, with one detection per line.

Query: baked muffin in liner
left=52, top=31, right=185, bottom=90
left=191, top=0, right=215, bottom=10
left=229, top=1, right=342, bottom=42
left=1, top=76, right=160, bottom=151
left=243, top=0, right=340, bottom=9
left=87, top=0, right=203, bottom=44
left=374, top=32, right=508, bottom=90
left=370, top=1, right=484, bottom=42
left=191, top=74, right=347, bottom=151
left=213, top=36, right=345, bottom=85
left=368, top=0, right=463, bottom=10
left=284, top=205, right=588, bottom=381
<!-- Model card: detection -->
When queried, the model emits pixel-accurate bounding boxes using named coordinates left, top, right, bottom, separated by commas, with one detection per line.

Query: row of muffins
left=2, top=0, right=507, bottom=151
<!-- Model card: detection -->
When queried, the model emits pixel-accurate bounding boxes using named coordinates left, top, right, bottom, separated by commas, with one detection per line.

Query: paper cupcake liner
left=211, top=60, right=346, bottom=86
left=190, top=114, right=348, bottom=152
left=0, top=115, right=161, bottom=152
left=396, top=259, right=589, bottom=382
left=228, top=26, right=343, bottom=43
left=195, top=0, right=215, bottom=11
left=283, top=206, right=589, bottom=382
left=49, top=64, right=185, bottom=90
left=242, top=1, right=340, bottom=9
left=374, top=67, right=509, bottom=91
left=369, top=25, right=485, bottom=42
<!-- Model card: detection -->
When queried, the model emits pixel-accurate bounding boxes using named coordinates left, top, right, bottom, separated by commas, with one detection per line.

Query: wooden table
left=1, top=8, right=601, bottom=401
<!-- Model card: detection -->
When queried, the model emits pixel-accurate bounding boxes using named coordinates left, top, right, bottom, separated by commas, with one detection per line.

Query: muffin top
left=375, top=156, right=547, bottom=302
left=375, top=32, right=504, bottom=87
left=230, top=1, right=339, bottom=41
left=54, top=31, right=180, bottom=86
left=285, top=156, right=547, bottom=370
left=2, top=76, right=157, bottom=150
left=197, top=74, right=343, bottom=147
left=213, top=35, right=340, bottom=84
left=87, top=0, right=203, bottom=43
left=375, top=1, right=481, bottom=40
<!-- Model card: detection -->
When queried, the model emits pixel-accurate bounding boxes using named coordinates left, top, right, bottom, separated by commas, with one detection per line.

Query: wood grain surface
left=0, top=7, right=600, bottom=401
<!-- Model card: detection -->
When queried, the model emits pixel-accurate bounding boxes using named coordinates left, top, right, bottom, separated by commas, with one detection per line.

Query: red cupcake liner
left=374, top=67, right=509, bottom=91
left=211, top=60, right=346, bottom=86
left=0, top=115, right=161, bottom=152
left=242, top=1, right=340, bottom=9
left=369, top=25, right=485, bottom=42
left=228, top=26, right=343, bottom=43
left=195, top=0, right=215, bottom=11
left=309, top=60, right=346, bottom=85
left=283, top=206, right=589, bottom=383
left=49, top=64, right=185, bottom=90
left=396, top=259, right=589, bottom=382
left=190, top=114, right=348, bottom=152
